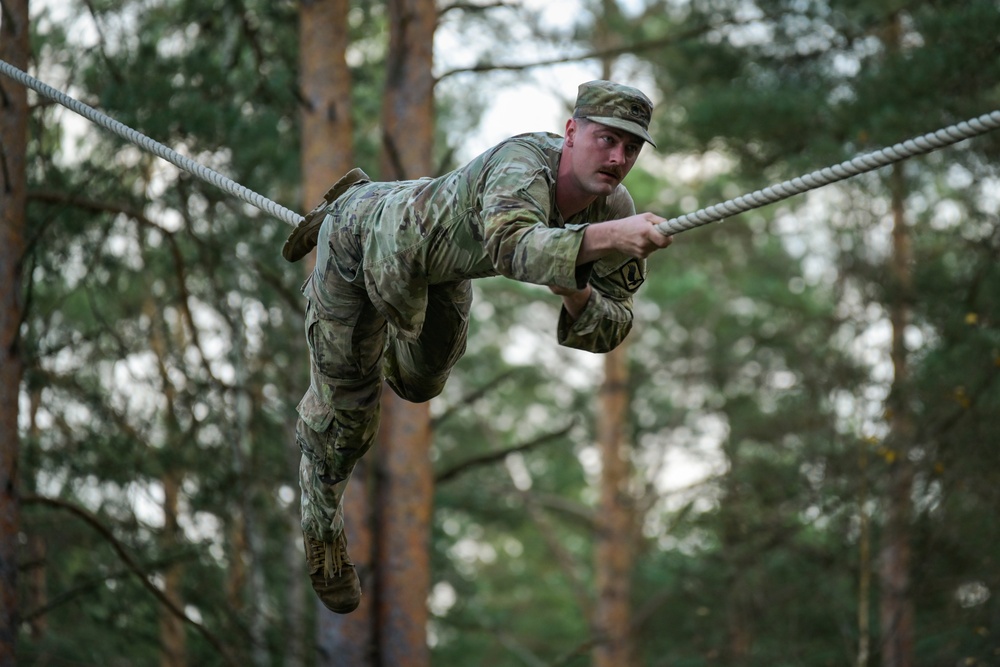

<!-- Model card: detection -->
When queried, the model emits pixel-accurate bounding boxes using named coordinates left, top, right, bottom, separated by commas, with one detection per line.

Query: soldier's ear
left=564, top=117, right=578, bottom=146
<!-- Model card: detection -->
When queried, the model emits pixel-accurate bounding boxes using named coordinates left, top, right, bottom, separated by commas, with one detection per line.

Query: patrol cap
left=573, top=80, right=656, bottom=147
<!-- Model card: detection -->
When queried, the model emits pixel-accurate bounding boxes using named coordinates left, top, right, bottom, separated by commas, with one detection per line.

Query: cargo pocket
left=296, top=388, right=337, bottom=483
left=296, top=387, right=335, bottom=434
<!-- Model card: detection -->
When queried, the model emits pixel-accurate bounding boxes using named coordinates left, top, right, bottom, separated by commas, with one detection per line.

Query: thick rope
left=0, top=59, right=304, bottom=227
left=4, top=59, right=998, bottom=235
left=658, top=110, right=1000, bottom=235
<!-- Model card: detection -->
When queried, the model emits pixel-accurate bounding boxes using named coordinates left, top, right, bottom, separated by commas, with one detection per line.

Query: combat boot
left=303, top=531, right=362, bottom=614
left=282, top=167, right=371, bottom=262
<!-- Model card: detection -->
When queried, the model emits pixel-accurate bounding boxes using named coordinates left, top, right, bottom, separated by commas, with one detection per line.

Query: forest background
left=0, top=0, right=998, bottom=666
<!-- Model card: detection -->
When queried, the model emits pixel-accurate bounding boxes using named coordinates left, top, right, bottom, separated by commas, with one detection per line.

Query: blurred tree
left=594, top=339, right=635, bottom=667
left=18, top=0, right=305, bottom=663
left=375, top=0, right=436, bottom=665
left=0, top=0, right=30, bottom=661
left=593, top=25, right=637, bottom=667
left=9, top=0, right=999, bottom=665
left=624, top=0, right=1000, bottom=664
left=294, top=1, right=372, bottom=665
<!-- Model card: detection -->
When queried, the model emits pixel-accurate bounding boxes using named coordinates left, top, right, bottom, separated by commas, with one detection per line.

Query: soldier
left=283, top=80, right=674, bottom=613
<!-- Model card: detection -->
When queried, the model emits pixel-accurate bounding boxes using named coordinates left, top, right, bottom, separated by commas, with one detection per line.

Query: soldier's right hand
left=577, top=212, right=674, bottom=264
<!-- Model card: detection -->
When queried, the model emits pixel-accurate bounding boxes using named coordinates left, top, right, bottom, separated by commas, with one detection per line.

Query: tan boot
left=282, top=167, right=371, bottom=262
left=303, top=531, right=362, bottom=614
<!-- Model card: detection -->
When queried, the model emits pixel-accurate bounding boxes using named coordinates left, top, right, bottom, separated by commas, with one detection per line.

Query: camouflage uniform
left=293, top=130, right=649, bottom=543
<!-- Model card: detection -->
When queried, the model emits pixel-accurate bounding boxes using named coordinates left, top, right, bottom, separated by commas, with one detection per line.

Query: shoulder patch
left=619, top=258, right=645, bottom=290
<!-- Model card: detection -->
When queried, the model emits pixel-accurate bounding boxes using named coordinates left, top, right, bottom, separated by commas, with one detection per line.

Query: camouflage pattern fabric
left=298, top=132, right=649, bottom=542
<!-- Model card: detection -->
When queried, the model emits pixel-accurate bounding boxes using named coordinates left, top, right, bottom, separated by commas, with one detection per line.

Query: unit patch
left=619, top=258, right=645, bottom=290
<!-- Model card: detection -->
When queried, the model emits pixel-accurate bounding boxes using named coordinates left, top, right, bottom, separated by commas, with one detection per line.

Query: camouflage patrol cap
left=573, top=80, right=656, bottom=147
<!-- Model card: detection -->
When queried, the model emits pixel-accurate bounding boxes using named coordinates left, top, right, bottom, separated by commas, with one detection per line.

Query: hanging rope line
left=3, top=59, right=998, bottom=235
left=658, top=110, right=1000, bottom=236
left=0, top=59, right=304, bottom=227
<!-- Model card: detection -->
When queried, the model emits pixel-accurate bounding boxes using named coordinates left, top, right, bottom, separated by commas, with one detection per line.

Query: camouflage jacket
left=306, top=132, right=647, bottom=353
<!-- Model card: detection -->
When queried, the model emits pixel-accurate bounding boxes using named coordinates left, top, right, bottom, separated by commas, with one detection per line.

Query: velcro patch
left=618, top=258, right=645, bottom=291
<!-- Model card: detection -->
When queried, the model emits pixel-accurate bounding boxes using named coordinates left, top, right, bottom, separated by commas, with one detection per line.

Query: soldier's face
left=565, top=119, right=644, bottom=197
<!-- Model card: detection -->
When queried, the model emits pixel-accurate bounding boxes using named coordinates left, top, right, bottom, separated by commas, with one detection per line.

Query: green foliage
left=16, top=0, right=1000, bottom=665
left=589, top=1, right=1000, bottom=665
left=20, top=0, right=314, bottom=663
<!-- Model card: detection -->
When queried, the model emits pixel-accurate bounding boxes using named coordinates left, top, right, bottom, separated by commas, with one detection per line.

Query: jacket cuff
left=557, top=287, right=603, bottom=342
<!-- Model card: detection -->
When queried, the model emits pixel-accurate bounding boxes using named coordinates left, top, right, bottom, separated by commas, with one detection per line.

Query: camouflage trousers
left=296, top=229, right=472, bottom=543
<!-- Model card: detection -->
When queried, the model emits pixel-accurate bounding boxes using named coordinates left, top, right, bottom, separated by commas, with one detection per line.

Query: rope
left=658, top=110, right=1000, bottom=236
left=0, top=59, right=304, bottom=227
left=4, top=58, right=998, bottom=236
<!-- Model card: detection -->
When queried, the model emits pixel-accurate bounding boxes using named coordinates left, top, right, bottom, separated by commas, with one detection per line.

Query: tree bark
left=0, top=2, right=30, bottom=659
left=374, top=0, right=436, bottom=664
left=856, top=440, right=871, bottom=667
left=147, top=297, right=188, bottom=667
left=875, top=16, right=914, bottom=667
left=379, top=0, right=436, bottom=181
left=159, top=470, right=186, bottom=667
left=878, top=162, right=914, bottom=667
left=590, top=35, right=636, bottom=667
left=720, top=457, right=753, bottom=664
left=300, top=0, right=356, bottom=218
left=593, top=341, right=635, bottom=667
left=231, top=317, right=269, bottom=667
left=317, top=457, right=376, bottom=666
left=297, top=0, right=366, bottom=664
left=376, top=393, right=433, bottom=667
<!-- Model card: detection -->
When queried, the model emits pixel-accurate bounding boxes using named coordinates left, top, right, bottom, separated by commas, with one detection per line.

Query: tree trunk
left=300, top=0, right=356, bottom=220
left=589, top=37, right=636, bottom=667
left=160, top=469, right=187, bottom=667
left=374, top=0, right=436, bottom=664
left=232, top=317, right=270, bottom=667
left=228, top=514, right=248, bottom=613
left=876, top=13, right=915, bottom=665
left=0, top=0, right=30, bottom=660
left=720, top=455, right=752, bottom=664
left=317, top=457, right=376, bottom=666
left=147, top=298, right=187, bottom=667
left=376, top=393, right=433, bottom=667
left=856, top=439, right=872, bottom=667
left=297, top=0, right=364, bottom=664
left=379, top=0, right=436, bottom=181
left=593, top=341, right=634, bottom=667
left=878, top=163, right=914, bottom=667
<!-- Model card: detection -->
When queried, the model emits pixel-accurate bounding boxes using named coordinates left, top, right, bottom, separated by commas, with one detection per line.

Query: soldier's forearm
left=557, top=284, right=592, bottom=320
left=576, top=221, right=616, bottom=265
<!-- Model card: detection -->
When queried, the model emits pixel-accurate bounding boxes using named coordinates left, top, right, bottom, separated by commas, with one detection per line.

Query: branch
left=21, top=553, right=197, bottom=622
left=30, top=343, right=133, bottom=419
left=435, top=20, right=721, bottom=80
left=23, top=495, right=239, bottom=666
left=430, top=368, right=520, bottom=428
left=251, top=258, right=307, bottom=316
left=549, top=635, right=599, bottom=667
left=438, top=1, right=513, bottom=18
left=521, top=490, right=594, bottom=527
left=233, top=0, right=267, bottom=75
left=28, top=189, right=220, bottom=384
left=80, top=0, right=124, bottom=84
left=29, top=188, right=148, bottom=220
left=547, top=579, right=682, bottom=667
left=520, top=489, right=592, bottom=616
left=631, top=586, right=676, bottom=632
left=434, top=420, right=575, bottom=485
